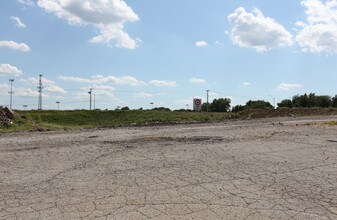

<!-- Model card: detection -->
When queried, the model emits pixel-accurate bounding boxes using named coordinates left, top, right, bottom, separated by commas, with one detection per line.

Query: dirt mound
left=237, top=108, right=337, bottom=119
left=0, top=107, right=15, bottom=126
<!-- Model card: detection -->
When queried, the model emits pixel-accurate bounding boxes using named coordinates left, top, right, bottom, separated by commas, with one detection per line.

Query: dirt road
left=1, top=116, right=337, bottom=219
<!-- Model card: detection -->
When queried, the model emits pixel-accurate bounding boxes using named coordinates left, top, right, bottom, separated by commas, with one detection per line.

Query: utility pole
left=88, top=88, right=93, bottom=110
left=37, top=74, right=43, bottom=110
left=206, top=90, right=210, bottom=112
left=9, top=79, right=14, bottom=109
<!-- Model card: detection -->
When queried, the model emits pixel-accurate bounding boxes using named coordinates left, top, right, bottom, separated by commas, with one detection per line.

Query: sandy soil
left=1, top=116, right=337, bottom=220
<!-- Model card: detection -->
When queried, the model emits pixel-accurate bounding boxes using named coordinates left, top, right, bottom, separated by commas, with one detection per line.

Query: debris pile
left=0, top=106, right=14, bottom=126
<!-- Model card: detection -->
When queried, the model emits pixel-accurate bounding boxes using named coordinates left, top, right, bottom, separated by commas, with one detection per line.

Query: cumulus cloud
left=242, top=82, right=252, bottom=86
left=45, top=85, right=66, bottom=94
left=195, top=41, right=208, bottom=47
left=278, top=83, right=303, bottom=91
left=190, top=77, right=206, bottom=84
left=209, top=92, right=219, bottom=98
left=37, top=0, right=140, bottom=49
left=82, top=85, right=115, bottom=96
left=133, top=92, right=154, bottom=98
left=58, top=76, right=91, bottom=83
left=59, top=75, right=145, bottom=86
left=0, top=64, right=23, bottom=77
left=149, top=80, right=177, bottom=87
left=92, top=75, right=146, bottom=86
left=10, top=16, right=26, bottom=28
left=23, top=76, right=66, bottom=94
left=18, top=0, right=34, bottom=6
left=296, top=0, right=337, bottom=54
left=228, top=7, right=293, bottom=52
left=0, top=40, right=30, bottom=52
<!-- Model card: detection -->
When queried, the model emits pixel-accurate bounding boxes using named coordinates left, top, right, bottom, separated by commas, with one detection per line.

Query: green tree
left=316, top=95, right=332, bottom=107
left=292, top=94, right=309, bottom=107
left=232, top=105, right=245, bottom=112
left=245, top=100, right=273, bottom=109
left=211, top=98, right=231, bottom=112
left=332, top=95, right=337, bottom=107
left=201, top=102, right=211, bottom=112
left=277, top=99, right=293, bottom=108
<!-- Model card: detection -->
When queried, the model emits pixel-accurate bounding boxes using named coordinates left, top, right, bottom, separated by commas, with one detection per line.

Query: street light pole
left=88, top=88, right=93, bottom=110
left=56, top=101, right=60, bottom=110
left=9, top=79, right=14, bottom=109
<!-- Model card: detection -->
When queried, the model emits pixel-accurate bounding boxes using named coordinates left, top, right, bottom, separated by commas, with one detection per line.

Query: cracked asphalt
left=1, top=116, right=337, bottom=220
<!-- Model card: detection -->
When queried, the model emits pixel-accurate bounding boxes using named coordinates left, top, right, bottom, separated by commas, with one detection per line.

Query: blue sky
left=1, top=0, right=337, bottom=110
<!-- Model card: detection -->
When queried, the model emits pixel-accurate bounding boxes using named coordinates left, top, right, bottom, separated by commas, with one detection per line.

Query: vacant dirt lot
left=1, top=116, right=337, bottom=220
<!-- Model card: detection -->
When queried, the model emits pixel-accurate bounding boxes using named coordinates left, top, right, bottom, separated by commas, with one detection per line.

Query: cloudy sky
left=1, top=0, right=337, bottom=110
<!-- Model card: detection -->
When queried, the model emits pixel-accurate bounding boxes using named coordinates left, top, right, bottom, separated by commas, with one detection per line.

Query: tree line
left=114, top=93, right=337, bottom=112
left=278, top=93, right=337, bottom=108
left=203, top=93, right=337, bottom=113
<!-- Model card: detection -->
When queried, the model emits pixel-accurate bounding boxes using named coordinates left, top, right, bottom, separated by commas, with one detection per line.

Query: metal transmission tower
left=37, top=74, right=43, bottom=110
left=88, top=88, right=93, bottom=110
left=206, top=90, right=210, bottom=112
left=9, top=79, right=14, bottom=109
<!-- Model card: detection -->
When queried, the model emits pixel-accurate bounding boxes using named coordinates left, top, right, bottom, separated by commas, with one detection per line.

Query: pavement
left=1, top=116, right=337, bottom=219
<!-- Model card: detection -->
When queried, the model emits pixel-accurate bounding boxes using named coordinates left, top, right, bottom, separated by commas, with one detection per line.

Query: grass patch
left=0, top=110, right=236, bottom=133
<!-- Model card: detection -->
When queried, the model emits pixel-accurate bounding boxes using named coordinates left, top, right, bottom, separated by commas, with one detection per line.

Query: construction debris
left=0, top=106, right=14, bottom=126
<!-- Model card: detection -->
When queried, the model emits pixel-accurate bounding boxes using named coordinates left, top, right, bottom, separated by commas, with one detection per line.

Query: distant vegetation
left=233, top=93, right=337, bottom=112
left=2, top=93, right=337, bottom=133
left=278, top=93, right=337, bottom=108
left=0, top=109, right=236, bottom=132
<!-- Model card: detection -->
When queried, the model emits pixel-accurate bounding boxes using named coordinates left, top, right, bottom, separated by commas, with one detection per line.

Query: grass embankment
left=1, top=110, right=236, bottom=132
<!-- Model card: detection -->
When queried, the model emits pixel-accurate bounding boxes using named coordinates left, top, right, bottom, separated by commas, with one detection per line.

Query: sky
left=1, top=0, right=337, bottom=110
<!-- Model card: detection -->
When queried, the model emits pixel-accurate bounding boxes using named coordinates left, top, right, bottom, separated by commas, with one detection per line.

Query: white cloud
left=133, top=92, right=154, bottom=98
left=18, top=0, right=34, bottom=6
left=190, top=77, right=206, bottom=84
left=0, top=40, right=30, bottom=52
left=16, top=87, right=49, bottom=98
left=10, top=16, right=26, bottom=28
left=278, top=83, right=303, bottom=91
left=59, top=75, right=145, bottom=86
left=195, top=41, right=208, bottom=47
left=0, top=83, right=45, bottom=98
left=37, top=0, right=140, bottom=49
left=45, top=85, right=66, bottom=94
left=23, top=76, right=66, bottom=94
left=92, top=75, right=146, bottom=86
left=24, top=76, right=55, bottom=86
left=296, top=0, right=337, bottom=54
left=228, top=7, right=293, bottom=52
left=149, top=80, right=177, bottom=87
left=209, top=92, right=219, bottom=99
left=58, top=76, right=91, bottom=83
left=242, top=82, right=252, bottom=86
left=0, top=64, right=23, bottom=77
left=82, top=85, right=115, bottom=97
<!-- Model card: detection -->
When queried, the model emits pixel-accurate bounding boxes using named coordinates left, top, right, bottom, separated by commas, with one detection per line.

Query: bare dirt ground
left=1, top=116, right=337, bottom=220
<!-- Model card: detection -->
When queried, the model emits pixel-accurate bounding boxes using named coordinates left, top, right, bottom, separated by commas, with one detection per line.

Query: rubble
left=0, top=106, right=14, bottom=126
